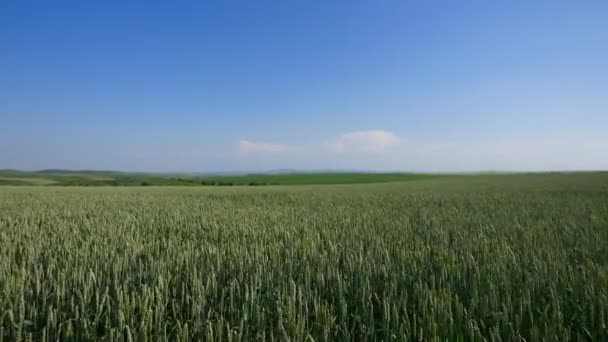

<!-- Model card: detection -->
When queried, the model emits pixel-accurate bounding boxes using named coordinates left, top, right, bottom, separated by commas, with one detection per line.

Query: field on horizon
left=1, top=173, right=607, bottom=340
left=0, top=170, right=444, bottom=186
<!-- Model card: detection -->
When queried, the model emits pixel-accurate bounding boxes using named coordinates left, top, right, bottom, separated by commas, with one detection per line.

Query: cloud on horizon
left=237, top=130, right=608, bottom=172
left=321, top=130, right=399, bottom=154
left=240, top=130, right=399, bottom=156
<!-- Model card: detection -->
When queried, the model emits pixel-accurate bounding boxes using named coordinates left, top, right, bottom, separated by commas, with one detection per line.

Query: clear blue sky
left=2, top=1, right=607, bottom=172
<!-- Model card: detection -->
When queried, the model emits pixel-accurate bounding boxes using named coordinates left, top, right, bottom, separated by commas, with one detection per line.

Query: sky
left=1, top=1, right=607, bottom=172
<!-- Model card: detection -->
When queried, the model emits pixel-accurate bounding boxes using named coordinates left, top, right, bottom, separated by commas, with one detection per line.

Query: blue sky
left=1, top=1, right=607, bottom=172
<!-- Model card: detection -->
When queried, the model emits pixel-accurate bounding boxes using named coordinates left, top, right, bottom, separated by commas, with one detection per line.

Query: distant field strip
left=0, top=176, right=57, bottom=185
left=0, top=171, right=444, bottom=186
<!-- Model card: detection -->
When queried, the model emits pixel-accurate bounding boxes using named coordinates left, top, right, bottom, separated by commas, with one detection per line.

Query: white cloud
left=239, top=140, right=297, bottom=154
left=237, top=131, right=608, bottom=172
left=322, top=130, right=399, bottom=154
left=239, top=130, right=400, bottom=157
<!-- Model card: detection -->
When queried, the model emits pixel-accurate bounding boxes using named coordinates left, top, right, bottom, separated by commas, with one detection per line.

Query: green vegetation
left=1, top=173, right=607, bottom=340
left=198, top=172, right=440, bottom=186
left=0, top=169, right=442, bottom=186
left=0, top=177, right=58, bottom=185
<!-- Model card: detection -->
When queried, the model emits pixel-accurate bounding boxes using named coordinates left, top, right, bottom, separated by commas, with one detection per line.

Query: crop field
left=0, top=170, right=440, bottom=186
left=1, top=173, right=607, bottom=341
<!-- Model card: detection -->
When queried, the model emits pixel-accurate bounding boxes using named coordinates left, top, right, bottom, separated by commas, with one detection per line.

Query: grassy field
left=1, top=173, right=607, bottom=340
left=0, top=170, right=441, bottom=186
left=0, top=177, right=58, bottom=186
left=197, top=172, right=441, bottom=185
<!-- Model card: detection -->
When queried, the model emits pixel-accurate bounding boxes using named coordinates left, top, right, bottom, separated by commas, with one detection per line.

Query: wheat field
left=1, top=174, right=607, bottom=341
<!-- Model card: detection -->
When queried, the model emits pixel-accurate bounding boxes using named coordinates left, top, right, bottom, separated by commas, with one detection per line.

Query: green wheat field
left=1, top=173, right=607, bottom=341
